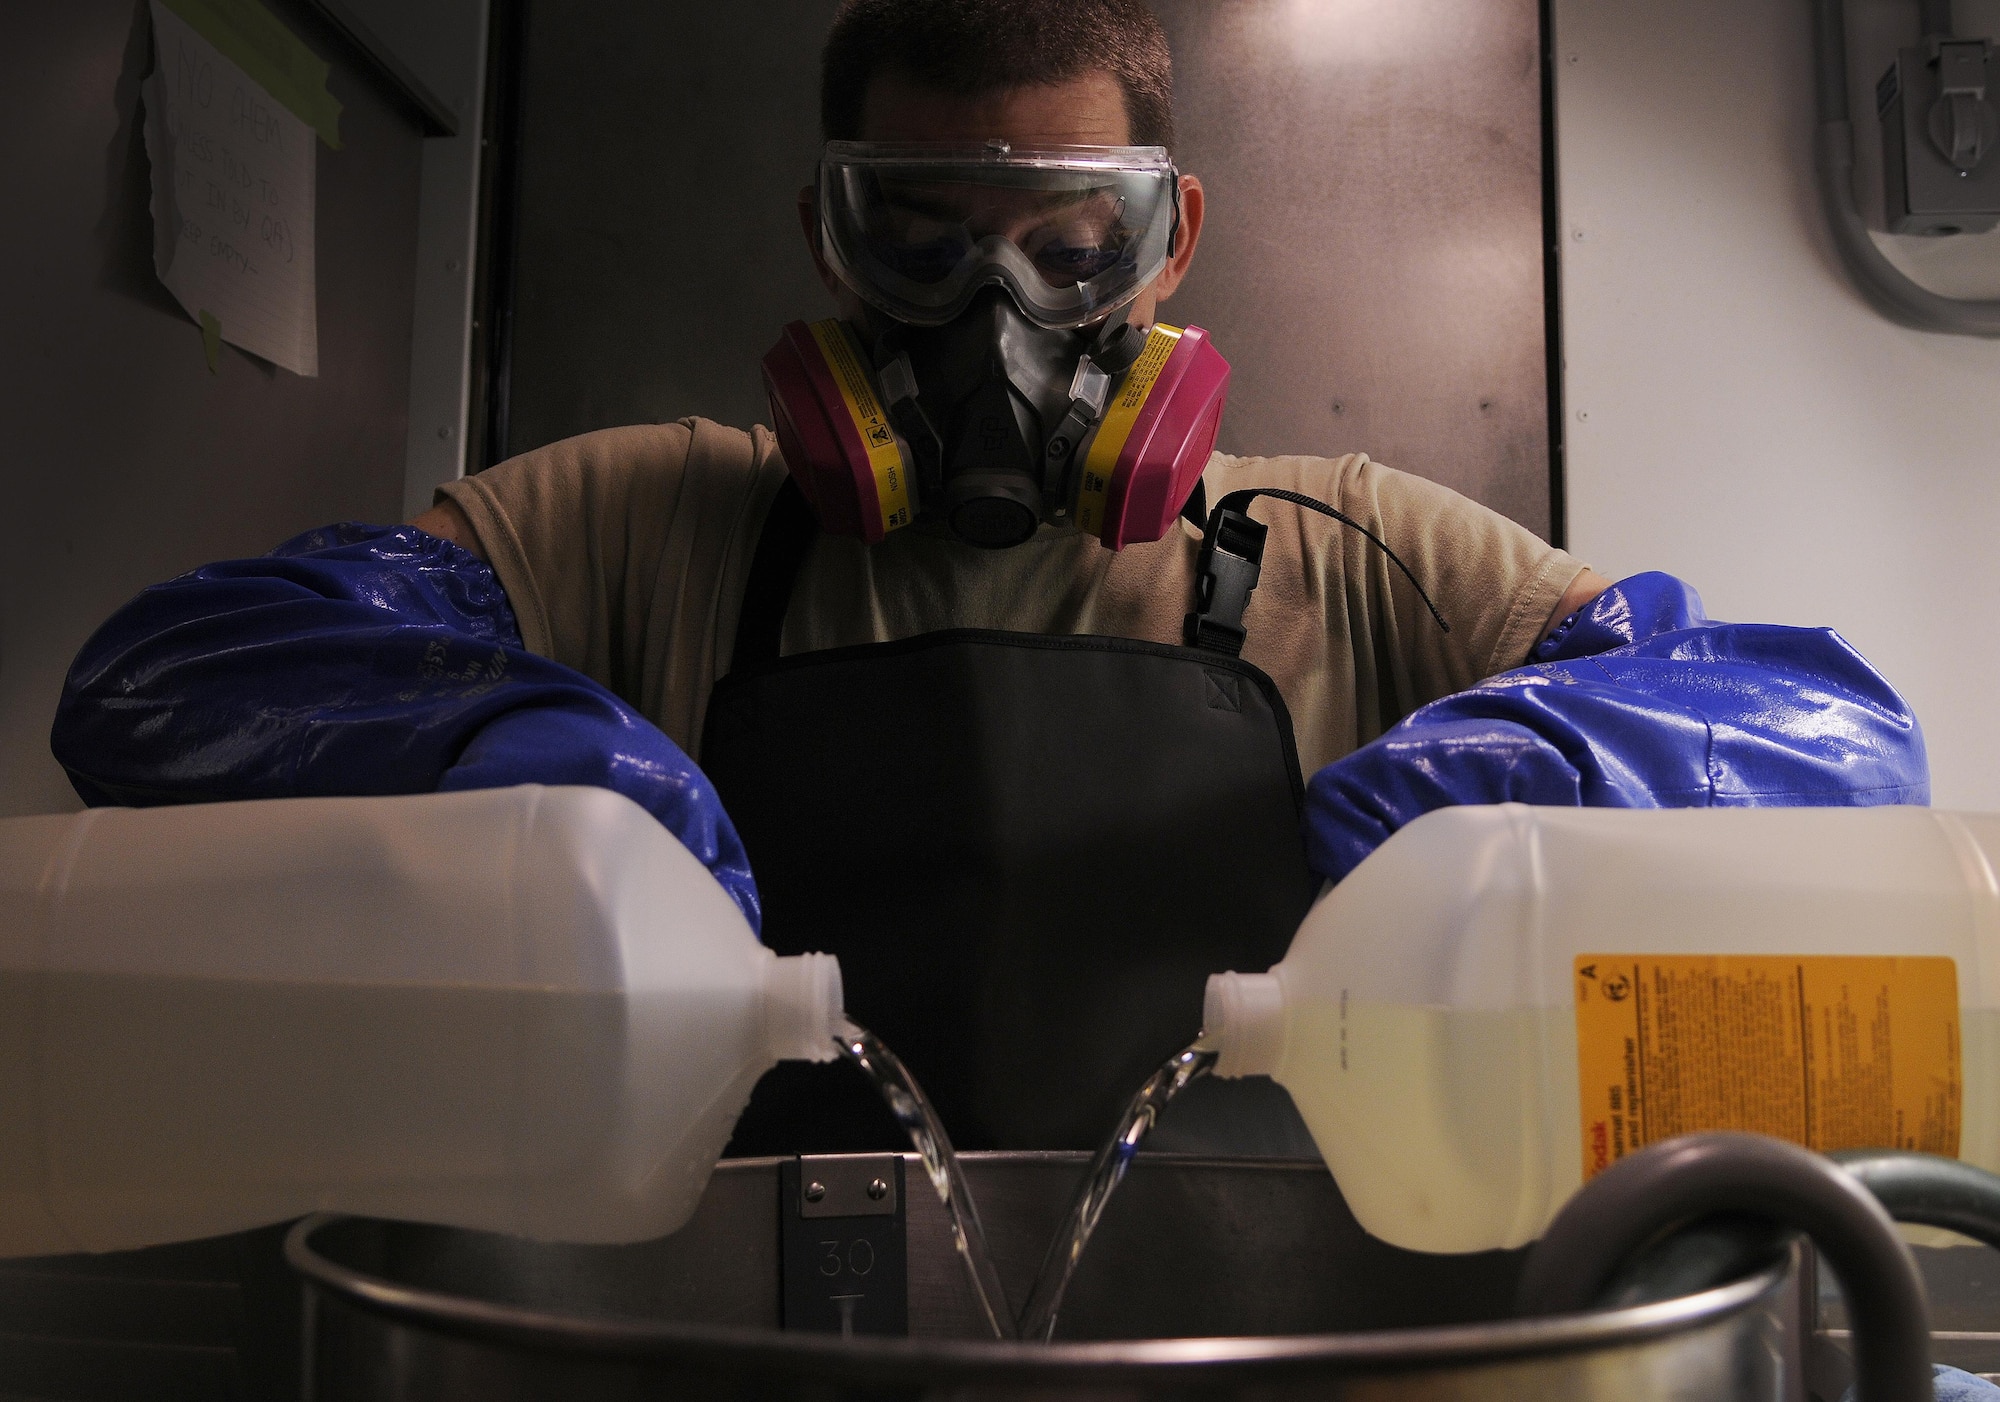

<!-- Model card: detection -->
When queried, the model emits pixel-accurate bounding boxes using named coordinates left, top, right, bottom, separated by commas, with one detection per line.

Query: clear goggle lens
left=818, top=143, right=1178, bottom=330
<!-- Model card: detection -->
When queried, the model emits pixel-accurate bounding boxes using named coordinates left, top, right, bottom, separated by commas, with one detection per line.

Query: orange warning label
left=807, top=319, right=912, bottom=533
left=1074, top=323, right=1181, bottom=537
left=1575, top=954, right=1960, bottom=1181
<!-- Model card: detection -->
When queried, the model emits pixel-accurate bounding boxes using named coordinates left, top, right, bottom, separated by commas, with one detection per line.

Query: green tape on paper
left=159, top=0, right=342, bottom=148
left=200, top=309, right=223, bottom=373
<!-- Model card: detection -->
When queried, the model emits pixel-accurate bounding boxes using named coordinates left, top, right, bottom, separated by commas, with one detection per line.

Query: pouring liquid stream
left=829, top=1023, right=1220, bottom=1343
left=833, top=1019, right=1017, bottom=1340
left=1016, top=1041, right=1219, bottom=1342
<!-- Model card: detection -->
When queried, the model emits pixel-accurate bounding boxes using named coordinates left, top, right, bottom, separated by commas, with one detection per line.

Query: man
left=53, top=0, right=1924, bottom=1155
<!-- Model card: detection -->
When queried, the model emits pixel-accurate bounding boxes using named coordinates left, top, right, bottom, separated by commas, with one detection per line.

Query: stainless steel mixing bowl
left=288, top=1152, right=1801, bottom=1401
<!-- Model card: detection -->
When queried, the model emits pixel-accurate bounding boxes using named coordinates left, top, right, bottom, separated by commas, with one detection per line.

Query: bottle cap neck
left=1203, top=970, right=1286, bottom=1078
left=764, top=952, right=845, bottom=1063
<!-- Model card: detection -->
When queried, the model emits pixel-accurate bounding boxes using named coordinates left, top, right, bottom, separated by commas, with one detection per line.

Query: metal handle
left=1834, top=1150, right=2000, bottom=1251
left=1516, top=1133, right=1934, bottom=1402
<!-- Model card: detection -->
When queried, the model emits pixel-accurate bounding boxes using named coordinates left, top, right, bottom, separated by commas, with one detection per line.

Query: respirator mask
left=763, top=142, right=1230, bottom=549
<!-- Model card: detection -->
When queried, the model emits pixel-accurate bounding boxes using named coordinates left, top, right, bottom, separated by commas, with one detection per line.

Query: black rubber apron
left=704, top=483, right=1320, bottom=1153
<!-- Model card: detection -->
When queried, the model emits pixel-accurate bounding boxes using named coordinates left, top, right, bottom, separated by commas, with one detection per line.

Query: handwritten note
left=143, top=0, right=319, bottom=376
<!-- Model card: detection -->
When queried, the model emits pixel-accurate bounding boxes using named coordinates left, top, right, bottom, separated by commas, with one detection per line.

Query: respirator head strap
left=1043, top=356, right=1112, bottom=504
left=1042, top=318, right=1148, bottom=505
left=875, top=349, right=945, bottom=504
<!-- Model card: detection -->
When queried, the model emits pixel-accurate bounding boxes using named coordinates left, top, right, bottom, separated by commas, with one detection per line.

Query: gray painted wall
left=1157, top=1, right=1550, bottom=535
left=503, top=0, right=842, bottom=457
left=0, top=0, right=426, bottom=817
left=499, top=0, right=1552, bottom=534
left=1555, top=0, right=2000, bottom=809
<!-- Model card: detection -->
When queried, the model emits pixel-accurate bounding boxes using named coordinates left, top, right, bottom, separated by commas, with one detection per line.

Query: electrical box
left=1879, top=39, right=2000, bottom=235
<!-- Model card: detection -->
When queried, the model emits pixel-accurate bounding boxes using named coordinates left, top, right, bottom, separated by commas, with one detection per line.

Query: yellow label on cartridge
left=807, top=318, right=912, bottom=533
left=1574, top=954, right=1960, bottom=1181
left=1073, top=322, right=1181, bottom=537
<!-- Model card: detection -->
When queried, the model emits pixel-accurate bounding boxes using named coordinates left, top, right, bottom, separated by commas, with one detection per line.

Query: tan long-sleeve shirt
left=439, top=417, right=1585, bottom=777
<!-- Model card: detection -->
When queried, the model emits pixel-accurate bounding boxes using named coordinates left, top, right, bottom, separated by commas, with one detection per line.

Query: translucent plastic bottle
left=1203, top=804, right=2000, bottom=1254
left=0, top=785, right=842, bottom=1257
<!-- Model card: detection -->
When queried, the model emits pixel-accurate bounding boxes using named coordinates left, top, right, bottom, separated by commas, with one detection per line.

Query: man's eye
left=1027, top=235, right=1129, bottom=286
left=872, top=235, right=969, bottom=283
left=863, top=208, right=973, bottom=282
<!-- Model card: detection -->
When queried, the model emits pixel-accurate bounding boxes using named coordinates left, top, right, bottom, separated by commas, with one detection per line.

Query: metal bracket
left=779, top=1155, right=908, bottom=1337
left=797, top=1154, right=899, bottom=1219
left=301, top=0, right=460, bottom=136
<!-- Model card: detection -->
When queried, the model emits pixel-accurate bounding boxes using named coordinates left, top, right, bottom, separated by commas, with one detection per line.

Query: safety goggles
left=817, top=141, right=1180, bottom=331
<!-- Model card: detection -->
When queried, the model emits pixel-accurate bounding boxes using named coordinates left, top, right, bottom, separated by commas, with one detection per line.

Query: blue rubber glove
left=52, top=523, right=760, bottom=929
left=1845, top=1364, right=2000, bottom=1401
left=1933, top=1366, right=2000, bottom=1401
left=1305, top=572, right=1929, bottom=884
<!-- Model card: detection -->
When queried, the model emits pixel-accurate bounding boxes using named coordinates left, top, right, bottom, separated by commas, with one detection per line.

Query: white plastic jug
left=0, top=785, right=842, bottom=1257
left=1203, top=803, right=2000, bottom=1254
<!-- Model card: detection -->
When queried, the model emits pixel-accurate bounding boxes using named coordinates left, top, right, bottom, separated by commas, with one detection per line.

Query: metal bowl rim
left=285, top=1211, right=1785, bottom=1380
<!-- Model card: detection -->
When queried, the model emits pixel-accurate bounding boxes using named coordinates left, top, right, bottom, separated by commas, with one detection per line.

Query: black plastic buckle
left=1183, top=507, right=1268, bottom=656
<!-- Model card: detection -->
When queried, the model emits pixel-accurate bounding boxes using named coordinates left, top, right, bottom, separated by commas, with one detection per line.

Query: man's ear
left=798, top=185, right=841, bottom=295
left=1150, top=173, right=1206, bottom=305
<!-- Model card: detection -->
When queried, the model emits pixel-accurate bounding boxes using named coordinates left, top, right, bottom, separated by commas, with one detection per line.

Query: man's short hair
left=821, top=0, right=1175, bottom=150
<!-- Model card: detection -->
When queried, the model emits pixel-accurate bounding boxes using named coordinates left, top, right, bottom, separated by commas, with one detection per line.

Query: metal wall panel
left=502, top=0, right=842, bottom=460
left=500, top=0, right=1551, bottom=535
left=1153, top=0, right=1551, bottom=536
left=330, top=0, right=494, bottom=516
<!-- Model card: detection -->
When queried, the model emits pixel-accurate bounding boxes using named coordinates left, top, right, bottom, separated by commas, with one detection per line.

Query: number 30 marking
left=817, top=1239, right=876, bottom=1277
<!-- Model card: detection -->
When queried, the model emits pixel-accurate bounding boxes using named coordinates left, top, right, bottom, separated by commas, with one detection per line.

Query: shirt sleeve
left=435, top=417, right=784, bottom=752
left=437, top=422, right=694, bottom=676
left=1208, top=451, right=1586, bottom=765
left=1331, top=454, right=1586, bottom=708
